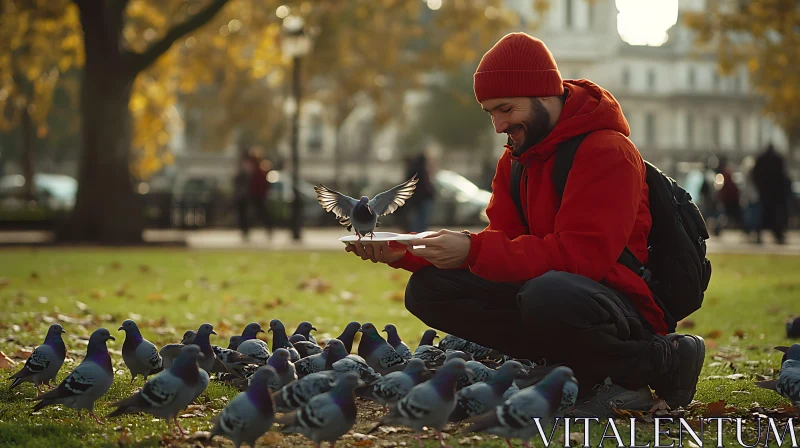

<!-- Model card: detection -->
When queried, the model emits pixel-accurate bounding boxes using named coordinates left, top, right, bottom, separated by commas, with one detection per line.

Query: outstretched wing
left=314, top=185, right=358, bottom=225
left=369, top=175, right=418, bottom=217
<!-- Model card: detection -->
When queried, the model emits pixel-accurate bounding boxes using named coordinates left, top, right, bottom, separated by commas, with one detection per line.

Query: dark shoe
left=661, top=334, right=705, bottom=408
left=569, top=378, right=654, bottom=418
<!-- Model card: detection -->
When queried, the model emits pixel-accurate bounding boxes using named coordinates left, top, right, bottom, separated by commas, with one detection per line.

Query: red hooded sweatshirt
left=389, top=79, right=668, bottom=335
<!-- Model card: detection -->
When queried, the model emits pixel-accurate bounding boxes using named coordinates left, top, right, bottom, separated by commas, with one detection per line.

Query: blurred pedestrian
left=717, top=160, right=742, bottom=233
left=751, top=143, right=790, bottom=244
left=233, top=148, right=274, bottom=242
left=405, top=153, right=436, bottom=233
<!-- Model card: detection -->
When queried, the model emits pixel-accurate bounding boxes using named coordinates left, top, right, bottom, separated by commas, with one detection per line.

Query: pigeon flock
left=9, top=320, right=800, bottom=448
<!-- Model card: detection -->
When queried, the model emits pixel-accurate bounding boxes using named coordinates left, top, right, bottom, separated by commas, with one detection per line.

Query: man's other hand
left=407, top=229, right=471, bottom=269
left=345, top=240, right=408, bottom=264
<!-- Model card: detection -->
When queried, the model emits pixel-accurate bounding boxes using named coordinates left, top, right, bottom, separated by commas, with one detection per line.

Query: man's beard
left=509, top=98, right=552, bottom=156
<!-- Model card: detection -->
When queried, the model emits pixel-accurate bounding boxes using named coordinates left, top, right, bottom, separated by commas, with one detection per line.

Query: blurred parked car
left=0, top=173, right=77, bottom=228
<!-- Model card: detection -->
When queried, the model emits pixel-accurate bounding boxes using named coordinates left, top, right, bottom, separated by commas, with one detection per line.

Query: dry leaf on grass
left=258, top=432, right=283, bottom=444
left=138, top=265, right=150, bottom=273
left=733, top=329, right=746, bottom=338
left=16, top=349, right=32, bottom=360
left=678, top=319, right=696, bottom=329
left=0, top=278, right=10, bottom=288
left=117, top=427, right=132, bottom=446
left=703, top=399, right=737, bottom=417
left=30, top=271, right=39, bottom=280
left=0, top=351, right=16, bottom=368
left=297, top=277, right=332, bottom=294
left=707, top=329, right=723, bottom=339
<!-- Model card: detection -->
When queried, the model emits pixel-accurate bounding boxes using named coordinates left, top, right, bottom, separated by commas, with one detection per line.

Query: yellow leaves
left=748, top=58, right=760, bottom=72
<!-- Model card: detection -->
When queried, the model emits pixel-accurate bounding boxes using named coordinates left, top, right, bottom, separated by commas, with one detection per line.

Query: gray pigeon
left=357, top=322, right=407, bottom=375
left=776, top=344, right=800, bottom=413
left=181, top=330, right=196, bottom=344
left=277, top=372, right=362, bottom=447
left=228, top=335, right=242, bottom=350
left=236, top=323, right=270, bottom=365
left=9, top=324, right=66, bottom=393
left=213, top=346, right=257, bottom=378
left=383, top=324, right=412, bottom=361
left=108, top=345, right=210, bottom=436
left=449, top=361, right=523, bottom=422
left=370, top=358, right=470, bottom=447
left=294, top=338, right=349, bottom=378
left=315, top=175, right=418, bottom=239
left=413, top=329, right=446, bottom=368
left=290, top=334, right=323, bottom=359
left=357, top=358, right=430, bottom=409
left=269, top=319, right=301, bottom=363
left=211, top=365, right=279, bottom=448
left=191, top=323, right=218, bottom=373
left=292, top=321, right=318, bottom=345
left=466, top=366, right=576, bottom=447
left=272, top=371, right=337, bottom=413
left=32, top=328, right=116, bottom=423
left=331, top=355, right=382, bottom=384
left=265, top=348, right=297, bottom=390
left=119, top=319, right=163, bottom=384
left=334, top=321, right=361, bottom=353
left=439, top=334, right=502, bottom=361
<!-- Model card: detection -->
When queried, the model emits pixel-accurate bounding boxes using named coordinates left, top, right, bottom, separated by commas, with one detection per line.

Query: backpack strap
left=510, top=160, right=528, bottom=230
left=553, top=134, right=590, bottom=202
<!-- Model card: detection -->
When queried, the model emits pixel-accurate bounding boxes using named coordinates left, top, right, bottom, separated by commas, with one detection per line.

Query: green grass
left=0, top=249, right=797, bottom=447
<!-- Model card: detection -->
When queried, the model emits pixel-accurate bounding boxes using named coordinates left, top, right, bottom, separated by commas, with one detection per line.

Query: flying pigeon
left=383, top=324, right=412, bottom=361
left=9, top=324, right=66, bottom=394
left=290, top=334, right=323, bottom=359
left=439, top=335, right=502, bottom=361
left=211, top=365, right=279, bottom=448
left=108, top=345, right=210, bottom=436
left=236, top=323, right=270, bottom=366
left=119, top=319, right=163, bottom=384
left=265, top=348, right=297, bottom=390
left=412, top=329, right=446, bottom=368
left=357, top=358, right=430, bottom=409
left=331, top=355, right=382, bottom=384
left=191, top=323, right=218, bottom=373
left=776, top=344, right=800, bottom=413
left=370, top=358, right=470, bottom=448
left=293, top=321, right=318, bottom=345
left=269, top=319, right=301, bottom=363
left=294, top=339, right=349, bottom=378
left=358, top=322, right=407, bottom=375
left=788, top=318, right=800, bottom=339
left=449, top=361, right=524, bottom=423
left=335, top=321, right=361, bottom=353
left=277, top=372, right=362, bottom=448
left=465, top=366, right=576, bottom=447
left=314, top=175, right=418, bottom=239
left=32, top=328, right=116, bottom=424
left=272, top=370, right=337, bottom=413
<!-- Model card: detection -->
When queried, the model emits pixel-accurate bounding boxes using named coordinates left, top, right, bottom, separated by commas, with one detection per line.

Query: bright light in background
left=616, top=0, right=678, bottom=46
left=427, top=0, right=442, bottom=11
left=275, top=5, right=290, bottom=19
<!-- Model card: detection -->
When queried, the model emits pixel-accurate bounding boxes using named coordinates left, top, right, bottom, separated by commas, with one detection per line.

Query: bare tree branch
left=128, top=0, right=230, bottom=74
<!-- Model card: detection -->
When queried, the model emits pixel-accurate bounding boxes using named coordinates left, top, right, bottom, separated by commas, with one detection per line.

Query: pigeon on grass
left=118, top=319, right=163, bottom=384
left=236, top=323, right=270, bottom=366
left=9, top=324, right=66, bottom=394
left=383, top=324, right=412, bottom=361
left=358, top=322, right=407, bottom=375
left=357, top=358, right=430, bottom=410
left=211, top=365, right=279, bottom=447
left=108, top=345, right=209, bottom=436
left=269, top=319, right=301, bottom=363
left=32, top=328, right=115, bottom=424
left=314, top=175, right=418, bottom=239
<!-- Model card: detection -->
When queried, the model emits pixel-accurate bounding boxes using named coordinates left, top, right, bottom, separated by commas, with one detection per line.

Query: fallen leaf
left=0, top=278, right=9, bottom=288
left=390, top=272, right=402, bottom=282
left=678, top=319, right=696, bottom=329
left=707, top=329, right=723, bottom=339
left=117, top=427, right=132, bottom=446
left=352, top=440, right=374, bottom=446
left=706, top=339, right=719, bottom=349
left=703, top=399, right=737, bottom=417
left=110, top=261, right=122, bottom=270
left=16, top=349, right=32, bottom=360
left=388, top=291, right=404, bottom=302
left=139, top=265, right=150, bottom=273
left=90, top=290, right=105, bottom=299
left=733, top=329, right=745, bottom=338
left=76, top=301, right=88, bottom=311
left=0, top=351, right=17, bottom=368
left=30, top=271, right=39, bottom=280
left=257, top=432, right=283, bottom=444
left=146, top=293, right=164, bottom=302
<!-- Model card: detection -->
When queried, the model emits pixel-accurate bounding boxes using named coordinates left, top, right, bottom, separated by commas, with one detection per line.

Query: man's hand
left=407, top=229, right=471, bottom=269
left=345, top=240, right=407, bottom=264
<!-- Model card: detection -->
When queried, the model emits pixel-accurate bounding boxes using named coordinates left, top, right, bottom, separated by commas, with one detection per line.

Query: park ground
left=0, top=248, right=798, bottom=447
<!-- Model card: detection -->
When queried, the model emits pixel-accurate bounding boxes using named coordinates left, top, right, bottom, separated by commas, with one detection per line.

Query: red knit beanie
left=473, top=33, right=564, bottom=102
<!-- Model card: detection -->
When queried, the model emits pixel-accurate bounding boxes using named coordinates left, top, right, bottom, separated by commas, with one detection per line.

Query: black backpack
left=509, top=133, right=712, bottom=333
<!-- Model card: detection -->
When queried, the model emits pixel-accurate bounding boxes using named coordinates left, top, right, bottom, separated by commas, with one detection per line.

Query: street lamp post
left=281, top=15, right=311, bottom=242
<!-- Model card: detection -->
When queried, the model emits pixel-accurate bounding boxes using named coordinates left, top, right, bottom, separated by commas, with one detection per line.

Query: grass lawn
left=0, top=249, right=798, bottom=447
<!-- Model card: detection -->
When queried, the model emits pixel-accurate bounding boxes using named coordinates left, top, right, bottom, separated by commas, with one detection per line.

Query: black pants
left=236, top=197, right=273, bottom=238
left=404, top=267, right=678, bottom=397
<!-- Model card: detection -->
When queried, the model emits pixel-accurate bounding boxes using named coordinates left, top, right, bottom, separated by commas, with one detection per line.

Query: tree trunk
left=21, top=104, right=35, bottom=202
left=57, top=61, right=142, bottom=243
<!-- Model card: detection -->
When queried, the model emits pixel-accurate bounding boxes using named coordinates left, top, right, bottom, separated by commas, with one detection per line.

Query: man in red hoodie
left=345, top=33, right=705, bottom=417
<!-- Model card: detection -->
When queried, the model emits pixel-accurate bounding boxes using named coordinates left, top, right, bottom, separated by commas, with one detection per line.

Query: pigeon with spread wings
left=314, top=175, right=418, bottom=239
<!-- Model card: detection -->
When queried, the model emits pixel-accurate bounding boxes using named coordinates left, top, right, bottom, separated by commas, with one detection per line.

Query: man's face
left=481, top=97, right=552, bottom=155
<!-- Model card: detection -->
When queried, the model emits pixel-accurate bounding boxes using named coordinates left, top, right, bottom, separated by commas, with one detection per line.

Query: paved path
left=1, top=227, right=798, bottom=255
